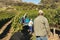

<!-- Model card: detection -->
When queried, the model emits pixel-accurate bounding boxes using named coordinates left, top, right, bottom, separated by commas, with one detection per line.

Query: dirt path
left=1, top=27, right=13, bottom=40
left=0, top=20, right=12, bottom=34
left=0, top=20, right=13, bottom=40
left=48, top=33, right=60, bottom=40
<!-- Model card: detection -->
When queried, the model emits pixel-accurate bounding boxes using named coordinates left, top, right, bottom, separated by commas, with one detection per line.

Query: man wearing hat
left=34, top=10, right=50, bottom=40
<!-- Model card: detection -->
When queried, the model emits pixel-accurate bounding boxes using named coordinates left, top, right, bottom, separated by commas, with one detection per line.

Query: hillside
left=0, top=0, right=21, bottom=7
left=41, top=0, right=60, bottom=4
left=40, top=0, right=60, bottom=9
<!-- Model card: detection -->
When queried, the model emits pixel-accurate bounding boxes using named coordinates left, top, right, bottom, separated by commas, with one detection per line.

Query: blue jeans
left=29, top=26, right=32, bottom=32
left=36, top=36, right=48, bottom=40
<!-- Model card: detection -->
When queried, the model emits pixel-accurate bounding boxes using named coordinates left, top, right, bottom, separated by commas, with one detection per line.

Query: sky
left=22, top=0, right=41, bottom=4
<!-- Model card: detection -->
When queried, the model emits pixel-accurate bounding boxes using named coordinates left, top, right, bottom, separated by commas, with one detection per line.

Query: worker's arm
left=44, top=18, right=51, bottom=36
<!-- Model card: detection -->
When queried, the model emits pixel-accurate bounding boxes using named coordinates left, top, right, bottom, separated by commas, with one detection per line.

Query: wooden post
left=53, top=28, right=56, bottom=36
left=53, top=28, right=56, bottom=40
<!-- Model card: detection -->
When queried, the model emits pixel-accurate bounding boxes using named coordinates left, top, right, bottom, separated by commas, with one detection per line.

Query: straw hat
left=39, top=10, right=44, bottom=14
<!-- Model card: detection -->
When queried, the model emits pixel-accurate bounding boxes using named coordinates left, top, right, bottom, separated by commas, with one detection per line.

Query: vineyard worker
left=20, top=13, right=27, bottom=25
left=28, top=19, right=33, bottom=34
left=34, top=10, right=50, bottom=40
left=24, top=15, right=30, bottom=26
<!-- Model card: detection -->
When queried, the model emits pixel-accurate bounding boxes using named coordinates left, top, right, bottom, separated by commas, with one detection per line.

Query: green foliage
left=43, top=9, right=56, bottom=24
left=0, top=10, right=16, bottom=20
left=43, top=8, right=60, bottom=26
left=11, top=5, right=60, bottom=33
left=11, top=9, right=38, bottom=33
left=56, top=8, right=60, bottom=24
left=27, top=9, right=38, bottom=19
left=40, top=0, right=60, bottom=9
left=11, top=13, right=22, bottom=33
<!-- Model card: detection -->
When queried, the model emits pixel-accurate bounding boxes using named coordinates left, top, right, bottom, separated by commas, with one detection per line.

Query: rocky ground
left=48, top=33, right=60, bottom=40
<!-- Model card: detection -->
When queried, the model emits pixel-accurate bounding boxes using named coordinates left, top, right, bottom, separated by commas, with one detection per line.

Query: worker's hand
left=48, top=34, right=50, bottom=38
left=48, top=32, right=52, bottom=38
left=32, top=32, right=35, bottom=36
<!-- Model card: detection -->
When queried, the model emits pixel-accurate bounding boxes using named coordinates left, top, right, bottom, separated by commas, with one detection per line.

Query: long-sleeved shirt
left=34, top=15, right=50, bottom=36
